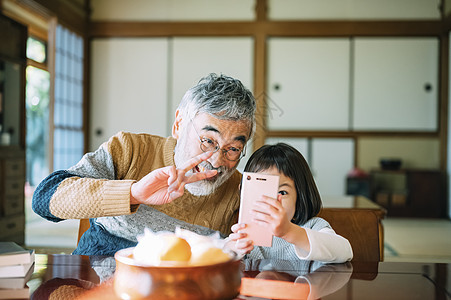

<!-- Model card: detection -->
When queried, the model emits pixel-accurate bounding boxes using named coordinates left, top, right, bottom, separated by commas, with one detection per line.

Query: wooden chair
left=318, top=208, right=384, bottom=262
left=77, top=219, right=91, bottom=244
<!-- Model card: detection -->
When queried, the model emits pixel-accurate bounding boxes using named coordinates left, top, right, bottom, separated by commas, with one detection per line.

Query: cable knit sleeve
left=32, top=132, right=138, bottom=221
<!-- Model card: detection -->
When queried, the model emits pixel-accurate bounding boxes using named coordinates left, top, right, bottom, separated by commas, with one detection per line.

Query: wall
left=90, top=0, right=440, bottom=21
left=90, top=0, right=254, bottom=21
left=267, top=0, right=440, bottom=20
left=88, top=0, right=447, bottom=211
left=358, top=138, right=441, bottom=171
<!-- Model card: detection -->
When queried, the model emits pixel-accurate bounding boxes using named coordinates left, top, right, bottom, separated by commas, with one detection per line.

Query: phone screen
left=238, top=172, right=280, bottom=247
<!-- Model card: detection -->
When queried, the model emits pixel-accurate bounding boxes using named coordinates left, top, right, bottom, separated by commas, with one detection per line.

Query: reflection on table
left=24, top=254, right=449, bottom=300
left=240, top=259, right=353, bottom=300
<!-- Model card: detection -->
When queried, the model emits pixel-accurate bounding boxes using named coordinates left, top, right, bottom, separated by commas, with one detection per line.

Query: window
left=26, top=64, right=50, bottom=186
left=53, top=25, right=84, bottom=170
left=26, top=36, right=47, bottom=63
left=26, top=36, right=49, bottom=187
left=4, top=0, right=86, bottom=249
left=24, top=24, right=85, bottom=185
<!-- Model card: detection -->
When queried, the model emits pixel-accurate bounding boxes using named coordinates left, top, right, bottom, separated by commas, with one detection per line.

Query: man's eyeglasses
left=190, top=118, right=246, bottom=161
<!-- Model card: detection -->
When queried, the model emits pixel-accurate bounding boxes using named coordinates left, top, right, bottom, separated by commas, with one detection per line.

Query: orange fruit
left=190, top=247, right=230, bottom=265
left=159, top=235, right=192, bottom=262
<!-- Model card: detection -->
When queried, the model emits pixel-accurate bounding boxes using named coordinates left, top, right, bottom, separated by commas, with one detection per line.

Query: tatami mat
left=25, top=218, right=78, bottom=254
left=25, top=194, right=78, bottom=253
left=383, top=218, right=451, bottom=263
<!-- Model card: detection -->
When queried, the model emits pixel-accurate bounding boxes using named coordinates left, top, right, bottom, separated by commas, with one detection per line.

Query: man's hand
left=130, top=151, right=217, bottom=205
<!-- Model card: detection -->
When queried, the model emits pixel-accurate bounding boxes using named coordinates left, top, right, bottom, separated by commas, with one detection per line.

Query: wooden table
left=19, top=254, right=449, bottom=299
left=322, top=195, right=385, bottom=211
left=77, top=195, right=386, bottom=262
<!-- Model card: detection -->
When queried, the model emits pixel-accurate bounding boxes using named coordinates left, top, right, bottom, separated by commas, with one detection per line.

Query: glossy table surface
left=23, top=254, right=450, bottom=300
left=322, top=195, right=385, bottom=211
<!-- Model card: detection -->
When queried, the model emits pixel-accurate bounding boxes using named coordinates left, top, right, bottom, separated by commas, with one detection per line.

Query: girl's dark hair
left=244, top=143, right=322, bottom=225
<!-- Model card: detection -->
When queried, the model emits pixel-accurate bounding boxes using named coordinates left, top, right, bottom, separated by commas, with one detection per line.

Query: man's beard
left=173, top=141, right=236, bottom=196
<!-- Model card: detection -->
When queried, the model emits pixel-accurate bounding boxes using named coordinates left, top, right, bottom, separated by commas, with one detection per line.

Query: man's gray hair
left=178, top=73, right=256, bottom=136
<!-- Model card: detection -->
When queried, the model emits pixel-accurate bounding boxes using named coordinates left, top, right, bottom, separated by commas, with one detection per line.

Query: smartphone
left=238, top=172, right=280, bottom=247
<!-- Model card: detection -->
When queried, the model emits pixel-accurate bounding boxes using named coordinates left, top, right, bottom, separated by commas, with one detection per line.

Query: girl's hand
left=252, top=194, right=294, bottom=238
left=225, top=223, right=253, bottom=256
left=130, top=152, right=217, bottom=205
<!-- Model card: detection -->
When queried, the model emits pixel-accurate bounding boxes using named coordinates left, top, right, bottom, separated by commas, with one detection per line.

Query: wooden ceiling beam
left=89, top=20, right=443, bottom=38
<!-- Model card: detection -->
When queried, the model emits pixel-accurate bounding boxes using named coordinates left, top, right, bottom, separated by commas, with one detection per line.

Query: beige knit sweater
left=48, top=132, right=241, bottom=236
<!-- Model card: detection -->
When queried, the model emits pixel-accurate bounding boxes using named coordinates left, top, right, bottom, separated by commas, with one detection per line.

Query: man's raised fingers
left=179, top=151, right=214, bottom=173
left=184, top=169, right=217, bottom=184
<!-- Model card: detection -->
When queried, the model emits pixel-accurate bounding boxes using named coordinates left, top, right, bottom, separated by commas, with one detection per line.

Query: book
left=0, top=242, right=34, bottom=266
left=0, top=255, right=35, bottom=278
left=0, top=286, right=29, bottom=299
left=0, top=263, right=33, bottom=289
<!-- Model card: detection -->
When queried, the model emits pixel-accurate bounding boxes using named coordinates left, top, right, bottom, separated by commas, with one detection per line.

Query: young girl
left=228, top=143, right=353, bottom=263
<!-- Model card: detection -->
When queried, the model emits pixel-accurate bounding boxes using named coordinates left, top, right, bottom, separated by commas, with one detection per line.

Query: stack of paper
left=0, top=242, right=35, bottom=299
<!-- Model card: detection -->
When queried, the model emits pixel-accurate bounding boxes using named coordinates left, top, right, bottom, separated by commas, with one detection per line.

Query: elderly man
left=32, top=73, right=256, bottom=255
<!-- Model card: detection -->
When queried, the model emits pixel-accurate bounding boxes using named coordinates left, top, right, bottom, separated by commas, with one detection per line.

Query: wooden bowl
left=113, top=247, right=241, bottom=300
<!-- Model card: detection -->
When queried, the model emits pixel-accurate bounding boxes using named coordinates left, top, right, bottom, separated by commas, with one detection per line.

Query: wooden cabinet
left=0, top=148, right=25, bottom=244
left=353, top=38, right=439, bottom=131
left=90, top=37, right=254, bottom=152
left=266, top=37, right=439, bottom=132
left=267, top=38, right=350, bottom=130
left=90, top=38, right=170, bottom=150
left=170, top=37, right=253, bottom=118
left=371, top=169, right=444, bottom=218
left=0, top=14, right=27, bottom=244
left=171, top=37, right=253, bottom=171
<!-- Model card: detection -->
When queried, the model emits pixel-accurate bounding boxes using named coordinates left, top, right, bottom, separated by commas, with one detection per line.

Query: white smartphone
left=238, top=172, right=280, bottom=247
